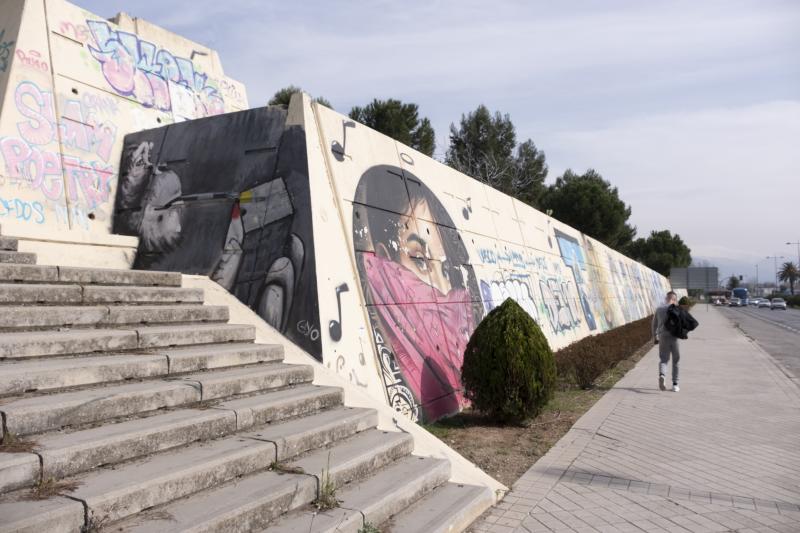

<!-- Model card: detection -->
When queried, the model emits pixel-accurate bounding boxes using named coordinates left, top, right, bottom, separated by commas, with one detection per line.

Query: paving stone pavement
left=472, top=306, right=800, bottom=533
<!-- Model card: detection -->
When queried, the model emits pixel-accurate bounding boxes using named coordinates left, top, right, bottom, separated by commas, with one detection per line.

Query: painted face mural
left=352, top=165, right=483, bottom=422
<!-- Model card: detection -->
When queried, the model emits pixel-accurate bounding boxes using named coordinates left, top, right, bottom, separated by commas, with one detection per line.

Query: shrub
left=678, top=296, right=691, bottom=307
left=461, top=298, right=555, bottom=424
left=555, top=316, right=652, bottom=389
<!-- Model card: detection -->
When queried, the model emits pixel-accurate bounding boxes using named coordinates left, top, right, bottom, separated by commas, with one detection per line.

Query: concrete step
left=57, top=266, right=181, bottom=286
left=385, top=482, right=494, bottom=533
left=0, top=453, right=39, bottom=493
left=0, top=344, right=280, bottom=396
left=0, top=495, right=85, bottom=533
left=266, top=455, right=452, bottom=533
left=184, top=363, right=315, bottom=400
left=0, top=283, right=81, bottom=304
left=0, top=251, right=35, bottom=264
left=165, top=342, right=283, bottom=373
left=243, top=406, right=378, bottom=463
left=0, top=237, right=17, bottom=251
left=0, top=323, right=255, bottom=359
left=214, top=384, right=343, bottom=429
left=0, top=354, right=169, bottom=396
left=105, top=416, right=389, bottom=531
left=52, top=408, right=378, bottom=528
left=0, top=264, right=180, bottom=286
left=1, top=380, right=202, bottom=436
left=82, top=285, right=203, bottom=304
left=0, top=304, right=229, bottom=330
left=0, top=364, right=316, bottom=436
left=18, top=386, right=349, bottom=482
left=288, top=428, right=414, bottom=488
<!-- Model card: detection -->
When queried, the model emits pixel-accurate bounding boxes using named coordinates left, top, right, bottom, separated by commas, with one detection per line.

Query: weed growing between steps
left=25, top=477, right=80, bottom=500
left=358, top=523, right=381, bottom=533
left=269, top=460, right=305, bottom=475
left=313, top=452, right=340, bottom=511
left=0, top=432, right=37, bottom=453
left=422, top=319, right=654, bottom=488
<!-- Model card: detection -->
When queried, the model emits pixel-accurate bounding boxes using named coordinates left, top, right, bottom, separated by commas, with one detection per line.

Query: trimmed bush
left=678, top=296, right=691, bottom=307
left=461, top=298, right=556, bottom=424
left=555, top=316, right=652, bottom=389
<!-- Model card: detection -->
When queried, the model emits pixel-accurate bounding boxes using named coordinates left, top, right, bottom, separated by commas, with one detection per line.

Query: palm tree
left=778, top=261, right=799, bottom=295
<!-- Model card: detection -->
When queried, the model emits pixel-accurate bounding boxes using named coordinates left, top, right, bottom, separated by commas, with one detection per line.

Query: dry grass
left=0, top=432, right=37, bottom=454
left=24, top=477, right=80, bottom=501
left=422, top=341, right=652, bottom=488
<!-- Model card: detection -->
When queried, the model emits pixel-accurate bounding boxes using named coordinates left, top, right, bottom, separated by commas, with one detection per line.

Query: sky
left=80, top=0, right=800, bottom=284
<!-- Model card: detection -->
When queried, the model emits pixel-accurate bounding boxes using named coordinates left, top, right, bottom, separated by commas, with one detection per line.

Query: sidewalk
left=473, top=306, right=800, bottom=533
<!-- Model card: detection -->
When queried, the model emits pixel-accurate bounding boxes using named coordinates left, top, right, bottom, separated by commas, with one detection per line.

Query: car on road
left=749, top=298, right=760, bottom=306
left=729, top=297, right=741, bottom=307
left=770, top=298, right=787, bottom=310
left=758, top=299, right=772, bottom=308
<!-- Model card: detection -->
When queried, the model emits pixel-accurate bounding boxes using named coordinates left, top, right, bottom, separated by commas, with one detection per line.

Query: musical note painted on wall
left=328, top=282, right=350, bottom=341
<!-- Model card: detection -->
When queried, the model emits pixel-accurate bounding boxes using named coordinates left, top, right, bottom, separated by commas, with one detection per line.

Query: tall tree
left=778, top=261, right=799, bottom=294
left=727, top=275, right=741, bottom=290
left=627, top=230, right=692, bottom=277
left=268, top=85, right=332, bottom=108
left=445, top=105, right=547, bottom=207
left=349, top=99, right=435, bottom=156
left=539, top=169, right=636, bottom=251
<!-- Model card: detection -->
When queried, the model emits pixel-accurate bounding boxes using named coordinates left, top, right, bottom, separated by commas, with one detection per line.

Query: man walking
left=653, top=291, right=680, bottom=392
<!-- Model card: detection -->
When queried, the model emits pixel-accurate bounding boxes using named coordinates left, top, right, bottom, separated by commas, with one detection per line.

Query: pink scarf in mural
left=363, top=253, right=476, bottom=419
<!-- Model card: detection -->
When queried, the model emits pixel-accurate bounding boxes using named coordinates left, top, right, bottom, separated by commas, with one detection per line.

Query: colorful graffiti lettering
left=14, top=49, right=48, bottom=72
left=86, top=20, right=225, bottom=117
left=0, top=196, right=45, bottom=224
left=480, top=277, right=540, bottom=324
left=0, top=81, right=117, bottom=209
left=59, top=21, right=91, bottom=43
left=0, top=29, right=14, bottom=73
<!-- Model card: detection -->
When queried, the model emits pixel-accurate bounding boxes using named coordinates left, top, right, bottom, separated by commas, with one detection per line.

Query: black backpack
left=665, top=304, right=699, bottom=339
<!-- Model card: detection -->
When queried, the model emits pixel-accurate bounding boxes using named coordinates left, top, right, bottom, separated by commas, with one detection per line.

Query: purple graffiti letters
left=86, top=20, right=224, bottom=116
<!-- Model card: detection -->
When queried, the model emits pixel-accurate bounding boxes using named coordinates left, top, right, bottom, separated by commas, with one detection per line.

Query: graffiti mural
left=113, top=107, right=321, bottom=358
left=119, top=96, right=675, bottom=422
left=1, top=29, right=16, bottom=73
left=86, top=20, right=225, bottom=118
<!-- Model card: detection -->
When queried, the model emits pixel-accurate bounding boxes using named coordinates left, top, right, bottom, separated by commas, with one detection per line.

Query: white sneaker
left=672, top=385, right=680, bottom=392
left=659, top=375, right=666, bottom=391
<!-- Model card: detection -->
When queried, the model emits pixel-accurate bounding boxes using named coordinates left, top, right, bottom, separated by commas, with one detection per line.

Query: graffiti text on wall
left=86, top=20, right=224, bottom=117
left=0, top=29, right=14, bottom=73
left=0, top=81, right=117, bottom=226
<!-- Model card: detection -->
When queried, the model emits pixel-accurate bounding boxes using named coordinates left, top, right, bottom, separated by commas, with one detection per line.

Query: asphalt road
left=716, top=303, right=800, bottom=383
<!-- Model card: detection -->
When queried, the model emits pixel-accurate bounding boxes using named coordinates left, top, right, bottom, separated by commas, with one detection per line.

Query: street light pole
left=787, top=241, right=800, bottom=266
left=755, top=263, right=759, bottom=296
left=766, top=255, right=785, bottom=293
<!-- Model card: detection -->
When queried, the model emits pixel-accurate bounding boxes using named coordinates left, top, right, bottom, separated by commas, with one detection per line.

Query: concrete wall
left=114, top=93, right=674, bottom=423
left=0, top=0, right=247, bottom=265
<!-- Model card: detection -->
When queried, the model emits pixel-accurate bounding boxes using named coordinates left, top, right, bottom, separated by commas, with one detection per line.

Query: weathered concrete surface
left=106, top=304, right=229, bottom=325
left=37, top=408, right=237, bottom=478
left=71, top=436, right=276, bottom=524
left=57, top=266, right=182, bottom=286
left=215, top=383, right=342, bottom=429
left=184, top=363, right=314, bottom=400
left=0, top=264, right=58, bottom=282
left=244, top=407, right=378, bottom=461
left=0, top=237, right=18, bottom=251
left=163, top=342, right=283, bottom=373
left=0, top=496, right=84, bottom=533
left=114, top=470, right=317, bottom=533
left=0, top=328, right=138, bottom=358
left=289, top=428, right=414, bottom=488
left=0, top=354, right=169, bottom=395
left=389, top=482, right=495, bottom=533
left=473, top=306, right=800, bottom=532
left=135, top=323, right=255, bottom=348
left=82, top=285, right=204, bottom=304
left=0, top=305, right=109, bottom=330
left=1, top=380, right=202, bottom=436
left=0, top=283, right=81, bottom=304
left=0, top=453, right=39, bottom=493
left=270, top=455, right=451, bottom=533
left=0, top=251, right=36, bottom=264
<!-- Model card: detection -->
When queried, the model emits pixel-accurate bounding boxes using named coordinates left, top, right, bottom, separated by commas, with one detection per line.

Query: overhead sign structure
left=670, top=267, right=719, bottom=290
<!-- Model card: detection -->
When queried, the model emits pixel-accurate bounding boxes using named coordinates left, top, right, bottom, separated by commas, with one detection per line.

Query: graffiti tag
left=0, top=29, right=14, bottom=73
left=0, top=196, right=45, bottom=224
left=296, top=320, right=320, bottom=342
left=14, top=49, right=48, bottom=72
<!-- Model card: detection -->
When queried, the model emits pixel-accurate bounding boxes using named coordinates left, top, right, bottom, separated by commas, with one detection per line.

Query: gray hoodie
left=652, top=305, right=673, bottom=339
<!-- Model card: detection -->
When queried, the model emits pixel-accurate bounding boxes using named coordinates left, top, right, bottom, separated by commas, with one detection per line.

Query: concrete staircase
left=0, top=228, right=492, bottom=533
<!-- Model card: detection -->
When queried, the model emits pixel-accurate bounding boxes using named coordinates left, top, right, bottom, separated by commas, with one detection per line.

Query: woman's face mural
left=354, top=166, right=482, bottom=422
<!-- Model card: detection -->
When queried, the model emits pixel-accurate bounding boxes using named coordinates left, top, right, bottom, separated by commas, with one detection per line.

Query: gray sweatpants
left=658, top=334, right=680, bottom=385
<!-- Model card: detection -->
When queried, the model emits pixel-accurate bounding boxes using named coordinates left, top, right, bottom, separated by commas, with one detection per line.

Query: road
left=717, top=303, right=800, bottom=383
